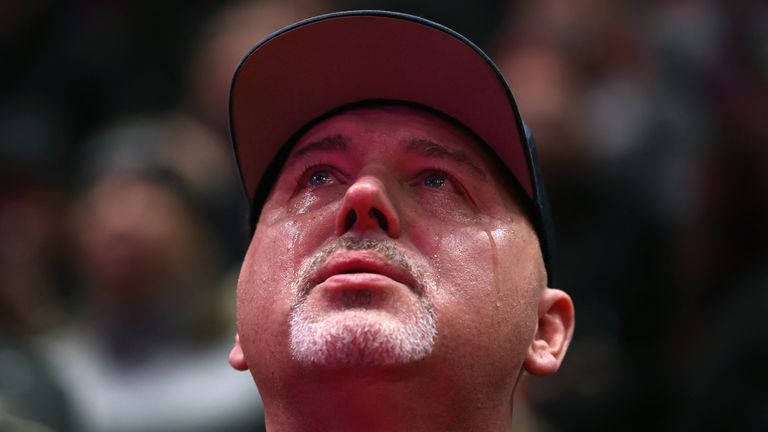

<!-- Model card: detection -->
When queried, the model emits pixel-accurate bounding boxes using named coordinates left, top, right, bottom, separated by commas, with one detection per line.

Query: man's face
left=236, top=105, right=549, bottom=389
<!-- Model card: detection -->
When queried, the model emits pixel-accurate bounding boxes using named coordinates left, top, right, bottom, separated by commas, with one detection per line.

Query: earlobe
left=524, top=288, right=575, bottom=376
left=228, top=333, right=249, bottom=371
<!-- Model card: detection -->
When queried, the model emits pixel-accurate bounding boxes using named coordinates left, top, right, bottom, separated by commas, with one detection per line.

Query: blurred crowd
left=1, top=0, right=766, bottom=431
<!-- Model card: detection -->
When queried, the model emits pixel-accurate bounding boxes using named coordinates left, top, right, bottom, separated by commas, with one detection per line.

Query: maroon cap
left=229, top=10, right=557, bottom=284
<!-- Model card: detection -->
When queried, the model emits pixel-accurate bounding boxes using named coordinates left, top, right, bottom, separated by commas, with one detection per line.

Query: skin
left=230, top=106, right=574, bottom=432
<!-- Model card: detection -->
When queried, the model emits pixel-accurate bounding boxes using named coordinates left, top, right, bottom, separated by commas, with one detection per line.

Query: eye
left=423, top=172, right=447, bottom=188
left=308, top=170, right=334, bottom=187
left=414, top=169, right=469, bottom=201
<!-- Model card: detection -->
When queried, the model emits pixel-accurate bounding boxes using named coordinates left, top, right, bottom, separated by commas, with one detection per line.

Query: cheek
left=410, top=216, right=501, bottom=300
left=238, top=201, right=340, bottom=306
left=430, top=225, right=501, bottom=315
left=236, top=226, right=295, bottom=346
left=426, top=221, right=542, bottom=368
left=235, top=211, right=335, bottom=364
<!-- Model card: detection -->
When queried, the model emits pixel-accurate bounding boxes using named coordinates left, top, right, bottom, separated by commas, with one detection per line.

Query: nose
left=335, top=175, right=401, bottom=238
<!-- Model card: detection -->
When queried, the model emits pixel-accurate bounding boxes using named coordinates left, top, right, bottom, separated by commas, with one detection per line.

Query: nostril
left=369, top=208, right=389, bottom=232
left=344, top=210, right=357, bottom=231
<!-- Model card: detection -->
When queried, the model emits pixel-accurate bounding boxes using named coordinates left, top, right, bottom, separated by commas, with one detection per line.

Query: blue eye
left=308, top=170, right=333, bottom=187
left=423, top=173, right=447, bottom=188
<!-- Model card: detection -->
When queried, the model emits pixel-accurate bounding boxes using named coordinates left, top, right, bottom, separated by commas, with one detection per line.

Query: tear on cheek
left=294, top=194, right=318, bottom=215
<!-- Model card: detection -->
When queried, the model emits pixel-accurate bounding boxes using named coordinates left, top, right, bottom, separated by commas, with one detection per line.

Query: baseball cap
left=229, top=10, right=557, bottom=285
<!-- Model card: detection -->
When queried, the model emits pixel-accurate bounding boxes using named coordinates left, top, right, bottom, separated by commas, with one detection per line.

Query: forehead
left=293, top=105, right=482, bottom=153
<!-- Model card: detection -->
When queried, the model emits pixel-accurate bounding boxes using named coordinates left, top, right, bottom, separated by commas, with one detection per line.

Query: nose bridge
left=335, top=173, right=401, bottom=238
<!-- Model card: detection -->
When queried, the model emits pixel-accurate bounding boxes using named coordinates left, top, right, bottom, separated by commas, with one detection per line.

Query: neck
left=258, top=365, right=516, bottom=432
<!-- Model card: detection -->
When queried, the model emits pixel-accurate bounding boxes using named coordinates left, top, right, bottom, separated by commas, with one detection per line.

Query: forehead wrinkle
left=404, top=138, right=487, bottom=180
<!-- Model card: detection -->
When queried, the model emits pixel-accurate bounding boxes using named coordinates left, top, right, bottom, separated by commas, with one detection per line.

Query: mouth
left=307, top=251, right=421, bottom=296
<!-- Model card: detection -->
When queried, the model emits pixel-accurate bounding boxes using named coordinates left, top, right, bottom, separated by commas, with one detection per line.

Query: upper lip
left=308, top=251, right=421, bottom=295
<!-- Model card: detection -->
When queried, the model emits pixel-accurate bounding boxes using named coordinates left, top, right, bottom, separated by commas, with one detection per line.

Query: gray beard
left=288, top=238, right=437, bottom=367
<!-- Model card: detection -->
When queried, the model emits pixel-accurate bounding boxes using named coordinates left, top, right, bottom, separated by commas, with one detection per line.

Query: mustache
left=292, top=237, right=428, bottom=298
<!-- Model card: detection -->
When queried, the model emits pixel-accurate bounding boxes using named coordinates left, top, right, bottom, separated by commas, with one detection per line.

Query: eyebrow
left=404, top=138, right=487, bottom=180
left=294, top=134, right=349, bottom=156
left=284, top=134, right=349, bottom=168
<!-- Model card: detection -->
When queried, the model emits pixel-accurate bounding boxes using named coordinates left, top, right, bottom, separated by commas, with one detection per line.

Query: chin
left=289, top=308, right=437, bottom=368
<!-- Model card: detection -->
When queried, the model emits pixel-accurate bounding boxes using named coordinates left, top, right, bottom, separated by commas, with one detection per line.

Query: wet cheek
left=430, top=223, right=540, bottom=333
left=432, top=227, right=497, bottom=306
left=257, top=203, right=339, bottom=263
left=237, top=207, right=339, bottom=320
left=410, top=221, right=500, bottom=306
left=406, top=211, right=486, bottom=261
left=289, top=191, right=329, bottom=215
left=428, top=224, right=541, bottom=378
left=491, top=225, right=545, bottom=304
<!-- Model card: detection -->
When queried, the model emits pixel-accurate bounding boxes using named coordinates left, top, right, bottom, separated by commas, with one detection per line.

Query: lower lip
left=312, top=273, right=411, bottom=308
left=320, top=272, right=406, bottom=290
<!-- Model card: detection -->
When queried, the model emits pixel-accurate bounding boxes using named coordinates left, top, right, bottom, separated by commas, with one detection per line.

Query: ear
left=228, top=333, right=249, bottom=371
left=524, top=288, right=575, bottom=376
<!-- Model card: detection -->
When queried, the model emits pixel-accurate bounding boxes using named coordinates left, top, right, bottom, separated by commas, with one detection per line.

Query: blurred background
left=1, top=0, right=766, bottom=431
